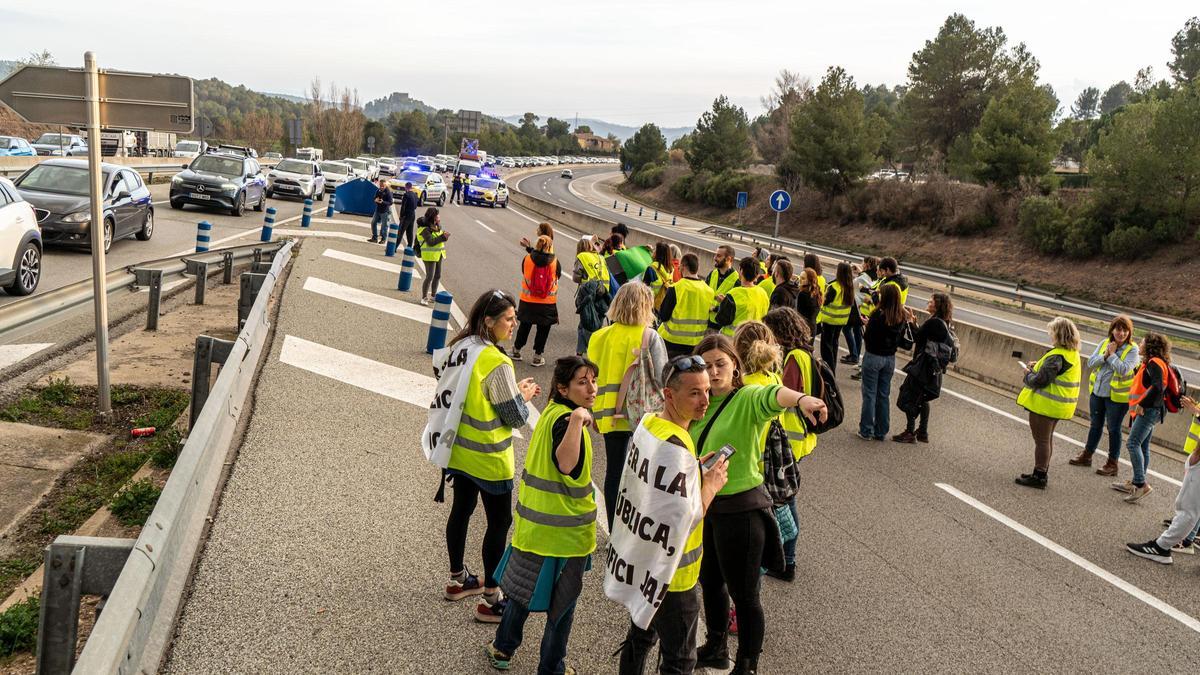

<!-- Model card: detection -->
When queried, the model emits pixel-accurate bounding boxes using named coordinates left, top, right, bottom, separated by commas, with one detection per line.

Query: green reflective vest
left=659, top=278, right=715, bottom=348
left=720, top=285, right=770, bottom=337
left=512, top=401, right=597, bottom=557
left=1088, top=339, right=1136, bottom=404
left=640, top=414, right=705, bottom=592
left=418, top=226, right=446, bottom=262
left=588, top=323, right=645, bottom=434
left=816, top=281, right=851, bottom=326
left=448, top=346, right=515, bottom=481
left=1017, top=347, right=1081, bottom=420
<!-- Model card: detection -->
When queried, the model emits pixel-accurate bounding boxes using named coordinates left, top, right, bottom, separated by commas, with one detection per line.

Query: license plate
left=189, top=193, right=210, bottom=200
left=278, top=185, right=298, bottom=192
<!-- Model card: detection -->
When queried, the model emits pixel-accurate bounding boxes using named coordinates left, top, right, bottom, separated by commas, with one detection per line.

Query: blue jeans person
left=1126, top=407, right=1162, bottom=486
left=493, top=596, right=577, bottom=675
left=843, top=322, right=863, bottom=362
left=369, top=209, right=390, bottom=240
left=1085, top=393, right=1126, bottom=460
left=859, top=352, right=895, bottom=439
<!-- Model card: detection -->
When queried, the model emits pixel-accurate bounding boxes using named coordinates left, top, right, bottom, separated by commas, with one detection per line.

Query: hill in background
left=500, top=115, right=692, bottom=143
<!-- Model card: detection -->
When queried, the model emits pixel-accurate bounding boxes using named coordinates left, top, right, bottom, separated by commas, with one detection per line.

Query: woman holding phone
left=1015, top=317, right=1082, bottom=489
left=690, top=334, right=826, bottom=674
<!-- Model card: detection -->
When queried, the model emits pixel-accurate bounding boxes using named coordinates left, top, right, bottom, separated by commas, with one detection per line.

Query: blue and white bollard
left=325, top=200, right=334, bottom=218
left=426, top=290, right=453, bottom=354
left=398, top=247, right=416, bottom=291
left=195, top=220, right=212, bottom=252
left=385, top=221, right=399, bottom=257
left=301, top=198, right=313, bottom=228
left=260, top=207, right=275, bottom=242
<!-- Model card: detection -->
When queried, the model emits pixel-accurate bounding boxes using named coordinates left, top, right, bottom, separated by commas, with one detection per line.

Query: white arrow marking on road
left=936, top=482, right=1200, bottom=634
left=0, top=343, right=54, bottom=370
left=303, top=277, right=433, bottom=324
left=473, top=219, right=497, bottom=233
left=322, top=248, right=421, bottom=278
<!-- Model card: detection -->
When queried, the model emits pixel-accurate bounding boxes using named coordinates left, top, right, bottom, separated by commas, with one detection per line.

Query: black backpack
left=808, top=356, right=845, bottom=434
left=762, top=419, right=800, bottom=505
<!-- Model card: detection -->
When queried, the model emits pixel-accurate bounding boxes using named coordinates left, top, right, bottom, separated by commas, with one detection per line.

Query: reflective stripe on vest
left=512, top=401, right=597, bottom=557
left=577, top=251, right=610, bottom=283
left=817, top=281, right=851, bottom=326
left=781, top=349, right=817, bottom=460
left=640, top=414, right=705, bottom=592
left=1185, top=417, right=1200, bottom=455
left=721, top=285, right=770, bottom=337
left=589, top=323, right=646, bottom=434
left=519, top=254, right=558, bottom=304
left=659, top=278, right=715, bottom=347
left=418, top=227, right=446, bottom=261
left=1088, top=339, right=1136, bottom=403
left=449, top=346, right=516, bottom=480
left=1017, top=348, right=1081, bottom=420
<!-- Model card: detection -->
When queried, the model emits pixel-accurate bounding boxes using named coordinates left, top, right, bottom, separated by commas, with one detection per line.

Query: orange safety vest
left=1128, top=356, right=1169, bottom=414
left=519, top=254, right=558, bottom=304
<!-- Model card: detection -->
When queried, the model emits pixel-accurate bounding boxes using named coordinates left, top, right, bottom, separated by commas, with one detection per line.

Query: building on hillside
left=575, top=132, right=615, bottom=153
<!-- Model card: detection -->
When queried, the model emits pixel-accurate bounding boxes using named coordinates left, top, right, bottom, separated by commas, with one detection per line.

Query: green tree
left=575, top=124, right=593, bottom=134
left=391, top=109, right=434, bottom=154
left=780, top=66, right=881, bottom=194
left=517, top=112, right=541, bottom=145
left=972, top=76, right=1058, bottom=188
left=1071, top=86, right=1100, bottom=119
left=362, top=119, right=393, bottom=155
left=1169, top=16, right=1200, bottom=84
left=545, top=117, right=571, bottom=138
left=686, top=95, right=752, bottom=173
left=1099, top=81, right=1132, bottom=114
left=620, top=123, right=667, bottom=171
left=1056, top=118, right=1096, bottom=173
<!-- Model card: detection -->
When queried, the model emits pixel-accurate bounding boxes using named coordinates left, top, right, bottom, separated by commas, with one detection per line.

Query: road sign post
left=768, top=189, right=792, bottom=239
left=736, top=191, right=748, bottom=228
left=83, top=52, right=111, bottom=416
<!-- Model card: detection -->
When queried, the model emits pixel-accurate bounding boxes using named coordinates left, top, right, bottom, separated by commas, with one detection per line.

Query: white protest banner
left=603, top=422, right=703, bottom=629
left=422, top=336, right=488, bottom=467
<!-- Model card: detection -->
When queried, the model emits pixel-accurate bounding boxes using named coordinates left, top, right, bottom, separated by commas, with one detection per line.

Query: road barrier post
left=624, top=203, right=628, bottom=212
left=325, top=200, right=334, bottom=218
left=385, top=221, right=399, bottom=257
left=301, top=199, right=313, bottom=228
left=194, top=220, right=211, bottom=253
left=398, top=247, right=416, bottom=291
left=145, top=269, right=163, bottom=331
left=426, top=290, right=453, bottom=354
left=192, top=261, right=209, bottom=305
left=222, top=251, right=234, bottom=284
left=613, top=200, right=617, bottom=208
left=654, top=211, right=658, bottom=220
left=260, top=206, right=275, bottom=243
left=672, top=215, right=677, bottom=226
left=638, top=206, right=643, bottom=217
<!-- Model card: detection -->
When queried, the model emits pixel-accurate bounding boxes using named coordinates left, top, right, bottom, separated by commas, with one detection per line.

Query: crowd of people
left=418, top=217, right=1200, bottom=673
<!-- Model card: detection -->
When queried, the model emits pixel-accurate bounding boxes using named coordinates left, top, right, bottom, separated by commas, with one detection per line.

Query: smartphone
left=1011, top=350, right=1023, bottom=360
left=703, top=444, right=736, bottom=470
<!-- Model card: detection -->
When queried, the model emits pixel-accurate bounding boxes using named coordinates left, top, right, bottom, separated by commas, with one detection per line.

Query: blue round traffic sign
left=769, top=189, right=791, bottom=212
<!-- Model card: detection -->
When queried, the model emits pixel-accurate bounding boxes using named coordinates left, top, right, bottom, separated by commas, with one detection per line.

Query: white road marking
left=410, top=258, right=467, bottom=329
left=936, top=482, right=1200, bottom=634
left=272, top=229, right=370, bottom=242
left=0, top=343, right=54, bottom=370
left=322, top=248, right=421, bottom=278
left=303, top=277, right=433, bottom=324
left=507, top=207, right=540, bottom=224
left=312, top=218, right=369, bottom=229
left=557, top=199, right=569, bottom=205
left=473, top=219, right=497, bottom=233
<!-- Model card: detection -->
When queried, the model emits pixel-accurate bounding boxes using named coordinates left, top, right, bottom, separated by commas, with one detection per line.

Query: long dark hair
left=834, top=262, right=854, bottom=304
left=450, top=289, right=516, bottom=346
left=550, top=355, right=598, bottom=405
left=803, top=253, right=823, bottom=277
left=653, top=242, right=671, bottom=269
left=694, top=333, right=744, bottom=389
left=423, top=206, right=440, bottom=227
left=878, top=284, right=904, bottom=326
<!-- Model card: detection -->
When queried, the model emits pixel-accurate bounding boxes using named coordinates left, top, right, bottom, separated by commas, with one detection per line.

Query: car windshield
left=321, top=162, right=350, bottom=175
left=398, top=171, right=430, bottom=184
left=275, top=159, right=313, bottom=174
left=190, top=155, right=243, bottom=176
left=34, top=134, right=73, bottom=145
left=344, top=159, right=368, bottom=170
left=15, top=164, right=96, bottom=196
left=458, top=164, right=481, bottom=177
left=176, top=141, right=200, bottom=152
left=473, top=178, right=499, bottom=189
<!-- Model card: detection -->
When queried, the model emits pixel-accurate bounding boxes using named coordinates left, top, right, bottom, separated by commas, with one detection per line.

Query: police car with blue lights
left=463, top=175, right=509, bottom=208
left=388, top=165, right=446, bottom=206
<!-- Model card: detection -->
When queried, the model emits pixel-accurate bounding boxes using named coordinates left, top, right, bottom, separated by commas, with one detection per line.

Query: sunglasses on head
left=665, top=355, right=706, bottom=381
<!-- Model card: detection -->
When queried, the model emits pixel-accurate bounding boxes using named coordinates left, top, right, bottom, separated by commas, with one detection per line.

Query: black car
left=169, top=153, right=267, bottom=216
left=14, top=159, right=153, bottom=253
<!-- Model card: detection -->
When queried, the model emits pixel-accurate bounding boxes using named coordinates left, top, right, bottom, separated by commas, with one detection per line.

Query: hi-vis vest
left=1089, top=339, right=1136, bottom=404
left=520, top=255, right=558, bottom=304
left=448, top=346, right=515, bottom=481
left=782, top=349, right=817, bottom=460
left=417, top=226, right=446, bottom=262
left=877, top=276, right=909, bottom=306
left=758, top=275, right=776, bottom=298
left=816, top=281, right=851, bottom=326
left=1129, top=357, right=1172, bottom=415
left=512, top=401, right=597, bottom=557
left=577, top=251, right=610, bottom=284
left=706, top=268, right=739, bottom=321
left=641, top=414, right=704, bottom=592
left=1017, top=347, right=1081, bottom=420
left=659, top=278, right=714, bottom=347
left=648, top=262, right=674, bottom=305
left=588, top=323, right=645, bottom=434
left=721, top=285, right=770, bottom=337
left=1185, top=416, right=1200, bottom=455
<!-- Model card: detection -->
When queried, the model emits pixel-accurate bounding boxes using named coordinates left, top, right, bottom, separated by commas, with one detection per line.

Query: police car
left=388, top=169, right=446, bottom=206
left=464, top=176, right=510, bottom=208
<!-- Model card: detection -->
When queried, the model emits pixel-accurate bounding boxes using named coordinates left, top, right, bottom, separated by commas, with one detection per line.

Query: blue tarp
left=334, top=178, right=378, bottom=216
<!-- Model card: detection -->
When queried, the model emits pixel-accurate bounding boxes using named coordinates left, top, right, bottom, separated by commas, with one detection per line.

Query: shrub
left=148, top=427, right=185, bottom=469
left=1152, top=215, right=1191, bottom=243
left=630, top=163, right=665, bottom=188
left=670, top=170, right=711, bottom=203
left=1103, top=225, right=1157, bottom=258
left=0, top=596, right=38, bottom=657
left=109, top=478, right=162, bottom=527
left=1018, top=196, right=1067, bottom=254
left=701, top=171, right=754, bottom=208
left=1061, top=217, right=1105, bottom=258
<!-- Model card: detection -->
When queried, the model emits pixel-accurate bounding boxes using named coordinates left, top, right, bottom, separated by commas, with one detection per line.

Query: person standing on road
left=617, top=356, right=728, bottom=675
left=1114, top=333, right=1175, bottom=503
left=816, top=262, right=856, bottom=374
left=513, top=236, right=562, bottom=367
left=1015, top=317, right=1082, bottom=489
left=658, top=254, right=715, bottom=359
left=690, top=335, right=827, bottom=675
left=1069, top=316, right=1139, bottom=476
left=1125, top=396, right=1200, bottom=564
left=710, top=257, right=770, bottom=337
left=893, top=293, right=954, bottom=444
left=368, top=177, right=393, bottom=243
left=441, top=290, right=540, bottom=623
left=642, top=242, right=676, bottom=313
left=399, top=182, right=421, bottom=248
left=706, top=246, right=739, bottom=324
left=573, top=237, right=611, bottom=357
left=767, top=259, right=800, bottom=311
left=417, top=207, right=449, bottom=306
left=872, top=257, right=909, bottom=306
left=794, top=267, right=823, bottom=335
left=486, top=356, right=599, bottom=674
left=854, top=256, right=880, bottom=319
left=802, top=253, right=827, bottom=294
left=856, top=284, right=912, bottom=441
left=450, top=173, right=464, bottom=205
left=588, top=282, right=668, bottom=528
left=521, top=222, right=555, bottom=253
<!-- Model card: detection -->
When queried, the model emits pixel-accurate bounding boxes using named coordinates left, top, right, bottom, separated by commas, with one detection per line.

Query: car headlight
left=220, top=183, right=238, bottom=191
left=61, top=211, right=90, bottom=223
left=171, top=175, right=184, bottom=184
left=299, top=177, right=312, bottom=185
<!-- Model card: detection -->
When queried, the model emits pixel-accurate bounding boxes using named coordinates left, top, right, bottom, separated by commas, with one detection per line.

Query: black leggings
left=445, top=477, right=512, bottom=588
left=421, top=260, right=442, bottom=297
left=905, top=401, right=930, bottom=434
left=602, top=431, right=633, bottom=529
left=699, top=509, right=767, bottom=664
left=819, top=323, right=843, bottom=374
left=514, top=321, right=551, bottom=354
left=401, top=218, right=415, bottom=248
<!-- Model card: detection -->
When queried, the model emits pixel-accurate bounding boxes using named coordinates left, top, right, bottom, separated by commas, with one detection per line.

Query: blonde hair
left=607, top=281, right=654, bottom=326
left=733, top=321, right=781, bottom=375
left=1048, top=317, right=1081, bottom=351
left=576, top=237, right=593, bottom=255
left=535, top=235, right=554, bottom=254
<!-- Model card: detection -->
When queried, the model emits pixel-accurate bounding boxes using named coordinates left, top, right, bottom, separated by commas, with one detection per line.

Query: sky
left=1, top=1, right=1193, bottom=128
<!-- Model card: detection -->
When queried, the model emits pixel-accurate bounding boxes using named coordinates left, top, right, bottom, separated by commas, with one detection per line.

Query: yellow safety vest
left=781, top=349, right=817, bottom=460
left=878, top=277, right=909, bottom=306
left=1088, top=339, right=1136, bottom=404
left=449, top=346, right=516, bottom=481
left=1017, top=347, right=1081, bottom=420
left=511, top=401, right=597, bottom=557
left=706, top=268, right=739, bottom=322
left=576, top=251, right=610, bottom=284
left=588, top=322, right=646, bottom=434
left=648, top=262, right=674, bottom=307
left=658, top=278, right=714, bottom=348
left=641, top=414, right=704, bottom=592
left=721, top=285, right=770, bottom=337
left=758, top=276, right=776, bottom=298
left=816, top=275, right=827, bottom=295
left=417, top=226, right=446, bottom=262
left=1185, top=416, right=1200, bottom=455
left=816, top=281, right=851, bottom=326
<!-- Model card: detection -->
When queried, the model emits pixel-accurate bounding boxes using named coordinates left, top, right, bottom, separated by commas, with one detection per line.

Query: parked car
left=31, top=133, right=87, bottom=156
left=463, top=177, right=509, bottom=208
left=0, top=176, right=41, bottom=296
left=377, top=158, right=398, bottom=177
left=319, top=161, right=355, bottom=193
left=0, top=137, right=36, bottom=157
left=263, top=151, right=283, bottom=160
left=342, top=158, right=372, bottom=180
left=387, top=169, right=446, bottom=205
left=15, top=159, right=153, bottom=253
left=170, top=153, right=267, bottom=216
left=355, top=156, right=380, bottom=181
left=267, top=158, right=326, bottom=201
left=207, top=144, right=258, bottom=158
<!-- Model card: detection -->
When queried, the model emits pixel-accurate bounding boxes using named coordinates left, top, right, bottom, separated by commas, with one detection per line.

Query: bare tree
left=755, top=69, right=811, bottom=164
left=17, top=50, right=57, bottom=66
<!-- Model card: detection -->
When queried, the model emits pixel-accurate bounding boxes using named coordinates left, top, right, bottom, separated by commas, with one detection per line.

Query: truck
left=99, top=130, right=178, bottom=157
left=296, top=147, right=323, bottom=163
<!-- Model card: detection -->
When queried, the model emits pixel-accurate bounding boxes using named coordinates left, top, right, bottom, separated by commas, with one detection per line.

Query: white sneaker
left=419, top=296, right=430, bottom=306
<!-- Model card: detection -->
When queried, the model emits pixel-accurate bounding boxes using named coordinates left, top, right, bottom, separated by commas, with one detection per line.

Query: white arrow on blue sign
left=769, top=189, right=791, bottom=212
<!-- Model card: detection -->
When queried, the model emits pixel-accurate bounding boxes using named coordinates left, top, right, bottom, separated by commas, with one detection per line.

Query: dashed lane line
left=0, top=343, right=54, bottom=370
left=303, top=277, right=432, bottom=324
left=507, top=207, right=540, bottom=224
left=473, top=219, right=497, bottom=233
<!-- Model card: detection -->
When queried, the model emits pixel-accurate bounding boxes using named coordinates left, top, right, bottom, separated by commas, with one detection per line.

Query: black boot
left=695, top=632, right=730, bottom=670
left=731, top=657, right=759, bottom=675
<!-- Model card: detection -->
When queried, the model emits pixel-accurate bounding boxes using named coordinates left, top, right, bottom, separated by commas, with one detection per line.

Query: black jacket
left=373, top=187, right=393, bottom=214
left=400, top=190, right=420, bottom=221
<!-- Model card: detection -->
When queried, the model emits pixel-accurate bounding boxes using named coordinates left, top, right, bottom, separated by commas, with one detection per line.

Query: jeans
left=576, top=326, right=594, bottom=356
left=782, top=496, right=799, bottom=565
left=514, top=322, right=551, bottom=355
left=858, top=352, right=895, bottom=439
left=493, top=596, right=577, bottom=675
left=819, top=323, right=843, bottom=374
left=1127, top=407, right=1162, bottom=486
left=618, top=586, right=700, bottom=675
left=450, top=186, right=462, bottom=204
left=843, top=322, right=862, bottom=361
left=1084, top=393, right=1126, bottom=461
left=1158, top=458, right=1200, bottom=549
left=603, top=431, right=633, bottom=529
left=369, top=210, right=390, bottom=239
